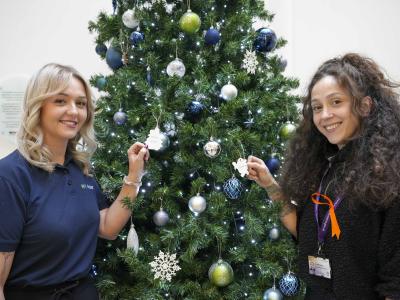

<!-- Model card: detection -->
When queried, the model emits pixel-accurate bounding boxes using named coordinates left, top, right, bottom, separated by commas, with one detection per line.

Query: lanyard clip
left=317, top=242, right=324, bottom=256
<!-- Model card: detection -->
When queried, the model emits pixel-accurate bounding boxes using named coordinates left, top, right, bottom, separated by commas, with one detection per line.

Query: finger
left=247, top=155, right=264, bottom=164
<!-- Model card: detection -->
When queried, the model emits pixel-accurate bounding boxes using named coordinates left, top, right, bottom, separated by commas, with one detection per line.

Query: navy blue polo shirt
left=0, top=150, right=108, bottom=287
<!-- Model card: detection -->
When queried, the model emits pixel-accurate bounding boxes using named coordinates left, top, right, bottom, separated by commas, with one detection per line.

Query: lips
left=60, top=120, right=78, bottom=128
left=324, top=122, right=341, bottom=132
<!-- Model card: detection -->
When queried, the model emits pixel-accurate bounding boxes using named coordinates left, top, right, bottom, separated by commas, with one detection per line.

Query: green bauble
left=208, top=259, right=234, bottom=287
left=279, top=122, right=296, bottom=140
left=179, top=10, right=201, bottom=34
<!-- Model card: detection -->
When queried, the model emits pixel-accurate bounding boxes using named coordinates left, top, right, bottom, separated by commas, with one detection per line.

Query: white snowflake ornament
left=232, top=158, right=249, bottom=177
left=242, top=50, right=259, bottom=74
left=149, top=251, right=181, bottom=282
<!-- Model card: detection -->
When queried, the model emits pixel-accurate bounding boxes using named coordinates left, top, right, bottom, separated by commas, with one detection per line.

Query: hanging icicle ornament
left=149, top=251, right=181, bottom=282
left=242, top=50, right=259, bottom=74
left=203, top=137, right=221, bottom=158
left=179, top=0, right=201, bottom=34
left=188, top=193, right=207, bottom=214
left=220, top=83, right=238, bottom=101
left=122, top=9, right=140, bottom=28
left=127, top=218, right=139, bottom=255
left=232, top=158, right=249, bottom=178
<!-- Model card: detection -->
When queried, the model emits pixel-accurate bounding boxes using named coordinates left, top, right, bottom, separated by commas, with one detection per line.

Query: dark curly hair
left=279, top=53, right=400, bottom=209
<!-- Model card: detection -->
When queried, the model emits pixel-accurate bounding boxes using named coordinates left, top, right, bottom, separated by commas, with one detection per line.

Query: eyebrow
left=311, top=92, right=344, bottom=103
left=57, top=92, right=87, bottom=100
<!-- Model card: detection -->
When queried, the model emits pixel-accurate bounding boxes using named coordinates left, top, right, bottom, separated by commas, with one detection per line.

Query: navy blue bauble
left=95, top=43, right=107, bottom=55
left=185, top=100, right=205, bottom=123
left=253, top=28, right=277, bottom=53
left=266, top=157, right=280, bottom=174
left=96, top=77, right=106, bottom=91
left=205, top=28, right=220, bottom=45
left=223, top=176, right=243, bottom=200
left=113, top=110, right=127, bottom=125
left=278, top=272, right=300, bottom=296
left=129, top=31, right=144, bottom=45
left=106, top=47, right=123, bottom=70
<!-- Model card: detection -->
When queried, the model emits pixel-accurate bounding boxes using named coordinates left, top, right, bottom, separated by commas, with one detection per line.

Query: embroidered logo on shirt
left=81, top=184, right=94, bottom=190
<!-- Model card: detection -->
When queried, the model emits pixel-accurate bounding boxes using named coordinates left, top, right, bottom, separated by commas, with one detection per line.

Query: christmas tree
left=89, top=0, right=302, bottom=299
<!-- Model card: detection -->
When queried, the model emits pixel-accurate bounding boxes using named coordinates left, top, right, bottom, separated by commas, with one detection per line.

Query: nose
left=67, top=103, right=78, bottom=116
left=320, top=107, right=333, bottom=119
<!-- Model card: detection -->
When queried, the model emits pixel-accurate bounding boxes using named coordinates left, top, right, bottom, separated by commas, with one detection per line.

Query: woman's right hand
left=247, top=155, right=276, bottom=189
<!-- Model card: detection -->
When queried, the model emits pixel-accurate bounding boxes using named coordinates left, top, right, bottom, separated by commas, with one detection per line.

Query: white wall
left=1, top=0, right=400, bottom=157
left=266, top=0, right=400, bottom=94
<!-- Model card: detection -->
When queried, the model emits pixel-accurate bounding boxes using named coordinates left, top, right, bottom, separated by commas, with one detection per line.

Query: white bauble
left=203, top=138, right=221, bottom=158
left=221, top=83, right=238, bottom=101
left=166, top=58, right=186, bottom=77
left=122, top=9, right=139, bottom=28
left=188, top=194, right=207, bottom=214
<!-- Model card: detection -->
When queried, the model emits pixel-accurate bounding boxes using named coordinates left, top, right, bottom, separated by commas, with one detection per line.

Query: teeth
left=61, top=121, right=77, bottom=126
left=325, top=123, right=340, bottom=130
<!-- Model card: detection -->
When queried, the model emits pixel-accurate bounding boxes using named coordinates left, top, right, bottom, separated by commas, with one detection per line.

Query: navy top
left=0, top=150, right=108, bottom=287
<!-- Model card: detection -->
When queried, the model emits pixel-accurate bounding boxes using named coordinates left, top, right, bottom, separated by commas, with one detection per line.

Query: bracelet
left=123, top=176, right=142, bottom=188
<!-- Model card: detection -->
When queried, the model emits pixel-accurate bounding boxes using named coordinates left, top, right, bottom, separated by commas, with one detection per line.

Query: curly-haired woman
left=0, top=63, right=149, bottom=300
left=248, top=53, right=400, bottom=299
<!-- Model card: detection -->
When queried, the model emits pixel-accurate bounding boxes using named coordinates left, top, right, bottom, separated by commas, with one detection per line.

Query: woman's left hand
left=126, top=142, right=149, bottom=181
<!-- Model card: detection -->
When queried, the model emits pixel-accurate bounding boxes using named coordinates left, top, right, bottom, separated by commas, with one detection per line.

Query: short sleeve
left=375, top=200, right=400, bottom=298
left=93, top=179, right=110, bottom=211
left=0, top=176, right=26, bottom=251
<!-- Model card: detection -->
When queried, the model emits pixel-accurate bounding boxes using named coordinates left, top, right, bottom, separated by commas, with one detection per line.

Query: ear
left=360, top=96, right=373, bottom=117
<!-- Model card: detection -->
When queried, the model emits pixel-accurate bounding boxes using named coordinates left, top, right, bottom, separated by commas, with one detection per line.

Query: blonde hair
left=17, top=63, right=97, bottom=175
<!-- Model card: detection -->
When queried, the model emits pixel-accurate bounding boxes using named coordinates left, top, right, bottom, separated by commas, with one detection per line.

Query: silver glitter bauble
left=203, top=138, right=221, bottom=158
left=166, top=58, right=186, bottom=77
left=113, top=109, right=127, bottom=125
left=153, top=209, right=169, bottom=226
left=268, top=226, right=280, bottom=241
left=220, top=83, right=238, bottom=101
left=263, top=287, right=283, bottom=300
left=122, top=9, right=139, bottom=28
left=188, top=194, right=207, bottom=214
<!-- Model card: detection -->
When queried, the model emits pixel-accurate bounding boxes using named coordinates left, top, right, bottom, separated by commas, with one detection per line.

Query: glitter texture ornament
left=242, top=50, right=259, bottom=74
left=127, top=223, right=139, bottom=255
left=203, top=137, right=221, bottom=158
left=166, top=58, right=186, bottom=77
left=185, top=100, right=205, bottom=123
left=278, top=272, right=300, bottom=296
left=129, top=30, right=144, bottom=45
left=188, top=193, right=207, bottom=214
left=263, top=286, right=283, bottom=300
left=179, top=10, right=201, bottom=34
left=232, top=158, right=249, bottom=177
left=113, top=109, right=127, bottom=125
left=145, top=126, right=170, bottom=151
left=153, top=209, right=169, bottom=226
left=223, top=176, right=243, bottom=200
left=208, top=259, right=234, bottom=287
left=254, top=28, right=277, bottom=53
left=279, top=122, right=296, bottom=140
left=220, top=83, right=238, bottom=101
left=149, top=251, right=181, bottom=282
left=122, top=9, right=139, bottom=28
left=106, top=47, right=123, bottom=70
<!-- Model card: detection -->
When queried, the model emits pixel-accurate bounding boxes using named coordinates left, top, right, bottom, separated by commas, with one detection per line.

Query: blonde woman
left=0, top=63, right=149, bottom=300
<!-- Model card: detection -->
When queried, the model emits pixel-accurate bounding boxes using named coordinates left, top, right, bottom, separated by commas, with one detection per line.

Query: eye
left=311, top=105, right=322, bottom=112
left=54, top=98, right=66, bottom=105
left=76, top=101, right=87, bottom=108
left=332, top=99, right=342, bottom=105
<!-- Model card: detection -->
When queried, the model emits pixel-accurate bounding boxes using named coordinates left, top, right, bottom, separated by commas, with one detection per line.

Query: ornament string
left=187, top=0, right=191, bottom=10
left=217, top=238, right=222, bottom=259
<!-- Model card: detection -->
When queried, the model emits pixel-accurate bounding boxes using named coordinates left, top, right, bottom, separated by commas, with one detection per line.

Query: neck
left=44, top=139, right=68, bottom=165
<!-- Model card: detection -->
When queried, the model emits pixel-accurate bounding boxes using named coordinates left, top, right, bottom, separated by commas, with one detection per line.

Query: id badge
left=308, top=255, right=331, bottom=279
